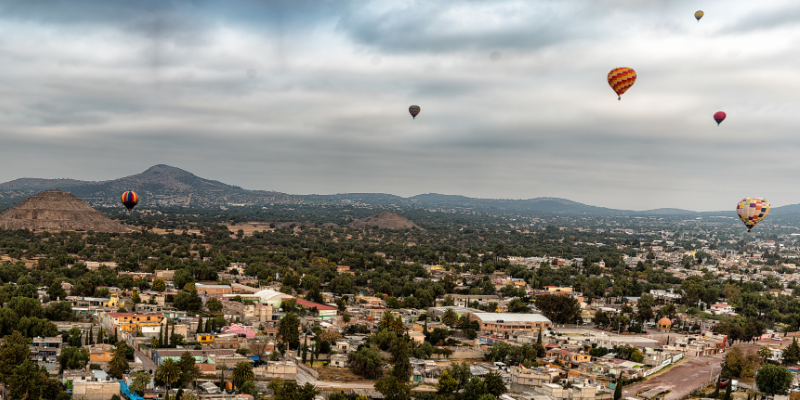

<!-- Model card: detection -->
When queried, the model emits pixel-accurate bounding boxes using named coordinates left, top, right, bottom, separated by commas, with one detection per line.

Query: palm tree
left=156, top=359, right=181, bottom=400
left=231, top=361, right=255, bottom=390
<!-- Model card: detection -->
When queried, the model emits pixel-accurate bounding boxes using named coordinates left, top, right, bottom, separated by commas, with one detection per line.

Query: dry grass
left=315, top=366, right=376, bottom=384
left=226, top=223, right=275, bottom=236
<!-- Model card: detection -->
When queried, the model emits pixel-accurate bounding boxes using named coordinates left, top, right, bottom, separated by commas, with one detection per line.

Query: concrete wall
left=72, top=382, right=120, bottom=400
left=296, top=361, right=319, bottom=380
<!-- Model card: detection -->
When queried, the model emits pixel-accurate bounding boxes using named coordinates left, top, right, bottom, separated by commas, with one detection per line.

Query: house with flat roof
left=195, top=284, right=233, bottom=296
left=469, top=313, right=551, bottom=334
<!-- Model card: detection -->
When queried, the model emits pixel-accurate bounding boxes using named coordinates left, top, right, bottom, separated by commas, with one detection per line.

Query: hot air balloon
left=714, top=111, right=726, bottom=126
left=409, top=105, right=420, bottom=119
left=608, top=68, right=636, bottom=100
left=736, top=197, right=770, bottom=233
left=121, top=191, right=139, bottom=214
left=694, top=11, right=704, bottom=21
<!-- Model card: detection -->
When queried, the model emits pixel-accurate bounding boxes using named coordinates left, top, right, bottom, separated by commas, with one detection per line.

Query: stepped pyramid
left=0, top=190, right=132, bottom=232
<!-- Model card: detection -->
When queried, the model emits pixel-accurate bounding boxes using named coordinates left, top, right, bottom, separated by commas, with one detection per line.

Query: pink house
left=222, top=324, right=257, bottom=338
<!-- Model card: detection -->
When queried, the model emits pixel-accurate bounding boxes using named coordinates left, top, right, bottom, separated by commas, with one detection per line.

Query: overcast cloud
left=0, top=0, right=798, bottom=211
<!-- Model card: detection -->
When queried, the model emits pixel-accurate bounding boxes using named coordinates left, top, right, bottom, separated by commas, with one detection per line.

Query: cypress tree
left=724, top=379, right=732, bottom=400
left=170, top=323, right=175, bottom=348
left=88, top=328, right=93, bottom=345
left=159, top=326, right=164, bottom=348
left=197, top=317, right=204, bottom=334
left=113, top=327, right=118, bottom=344
left=537, top=329, right=542, bottom=345
left=97, top=327, right=103, bottom=345
left=614, top=378, right=623, bottom=400
left=712, top=374, right=721, bottom=398
left=302, top=336, right=308, bottom=365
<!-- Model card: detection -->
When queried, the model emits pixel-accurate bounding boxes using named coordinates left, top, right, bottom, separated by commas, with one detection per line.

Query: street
left=622, top=354, right=724, bottom=400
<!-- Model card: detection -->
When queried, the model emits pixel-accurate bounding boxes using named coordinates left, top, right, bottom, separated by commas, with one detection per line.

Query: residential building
left=469, top=313, right=552, bottom=334
left=63, top=370, right=120, bottom=400
left=100, top=312, right=165, bottom=333
left=89, top=344, right=115, bottom=363
left=294, top=298, right=338, bottom=320
left=195, top=284, right=233, bottom=296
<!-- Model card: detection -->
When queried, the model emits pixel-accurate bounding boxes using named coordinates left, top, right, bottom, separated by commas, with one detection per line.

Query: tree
left=614, top=378, right=623, bottom=400
left=249, top=339, right=271, bottom=363
left=388, top=337, right=413, bottom=382
left=724, top=379, right=732, bottom=400
left=197, top=317, right=204, bottom=334
left=712, top=374, right=721, bottom=398
left=461, top=377, right=489, bottom=400
left=756, top=364, right=793, bottom=396
left=47, top=283, right=67, bottom=301
left=174, top=290, right=203, bottom=312
left=108, top=342, right=130, bottom=379
left=156, top=358, right=181, bottom=393
left=269, top=378, right=319, bottom=400
left=448, top=362, right=472, bottom=391
left=239, top=381, right=257, bottom=396
left=507, top=298, right=531, bottom=313
left=758, top=347, right=773, bottom=364
left=67, top=326, right=83, bottom=347
left=374, top=376, right=411, bottom=400
left=178, top=352, right=201, bottom=389
left=152, top=278, right=167, bottom=292
left=206, top=298, right=223, bottom=313
left=278, top=313, right=301, bottom=349
left=58, top=346, right=89, bottom=373
left=130, top=371, right=151, bottom=395
left=630, top=349, right=644, bottom=363
left=348, top=347, right=384, bottom=379
left=783, top=338, right=800, bottom=365
left=302, top=336, right=308, bottom=365
left=181, top=392, right=198, bottom=400
left=437, top=370, right=458, bottom=395
left=483, top=371, right=507, bottom=397
left=443, top=309, right=458, bottom=326
left=534, top=294, right=582, bottom=324
left=232, top=361, right=255, bottom=389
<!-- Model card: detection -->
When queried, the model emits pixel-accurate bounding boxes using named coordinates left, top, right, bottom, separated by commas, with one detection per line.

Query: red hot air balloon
left=121, top=191, right=139, bottom=214
left=714, top=111, right=726, bottom=126
left=409, top=105, right=420, bottom=119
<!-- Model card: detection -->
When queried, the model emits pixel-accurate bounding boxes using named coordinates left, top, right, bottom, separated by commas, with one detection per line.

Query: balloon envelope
left=695, top=10, right=704, bottom=21
left=409, top=105, right=420, bottom=119
left=121, top=191, right=139, bottom=213
left=714, top=111, right=726, bottom=125
left=608, top=68, right=636, bottom=100
left=736, top=197, right=770, bottom=232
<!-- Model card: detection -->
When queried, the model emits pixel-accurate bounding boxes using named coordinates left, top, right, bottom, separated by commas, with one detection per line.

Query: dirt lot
left=623, top=354, right=725, bottom=400
left=315, top=366, right=376, bottom=384
left=225, top=223, right=275, bottom=236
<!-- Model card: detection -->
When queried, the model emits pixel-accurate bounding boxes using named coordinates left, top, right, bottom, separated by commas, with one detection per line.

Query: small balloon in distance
left=695, top=10, right=704, bottom=21
left=714, top=111, right=726, bottom=126
left=736, top=197, right=770, bottom=233
left=608, top=67, right=636, bottom=100
left=409, top=105, right=420, bottom=119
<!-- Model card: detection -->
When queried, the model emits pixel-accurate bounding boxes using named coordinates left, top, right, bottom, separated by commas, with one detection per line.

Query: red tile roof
left=295, top=298, right=337, bottom=311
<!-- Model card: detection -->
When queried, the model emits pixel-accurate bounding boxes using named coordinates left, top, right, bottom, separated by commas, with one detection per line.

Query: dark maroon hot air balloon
left=714, top=111, right=726, bottom=126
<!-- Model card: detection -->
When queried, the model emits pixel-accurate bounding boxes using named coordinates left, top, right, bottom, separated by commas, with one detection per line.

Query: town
left=0, top=189, right=797, bottom=400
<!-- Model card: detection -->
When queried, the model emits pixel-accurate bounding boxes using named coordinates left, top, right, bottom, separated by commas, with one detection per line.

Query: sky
left=0, top=0, right=799, bottom=211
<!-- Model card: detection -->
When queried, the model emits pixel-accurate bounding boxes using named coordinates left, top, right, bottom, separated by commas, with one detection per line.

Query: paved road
left=622, top=355, right=724, bottom=400
left=135, top=348, right=157, bottom=373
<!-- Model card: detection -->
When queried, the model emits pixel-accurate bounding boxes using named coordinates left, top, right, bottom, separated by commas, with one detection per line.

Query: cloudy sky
left=0, top=0, right=798, bottom=211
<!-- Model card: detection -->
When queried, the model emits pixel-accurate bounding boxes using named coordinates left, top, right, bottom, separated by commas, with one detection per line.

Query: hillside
left=0, top=165, right=299, bottom=209
left=351, top=211, right=422, bottom=230
left=1, top=165, right=790, bottom=217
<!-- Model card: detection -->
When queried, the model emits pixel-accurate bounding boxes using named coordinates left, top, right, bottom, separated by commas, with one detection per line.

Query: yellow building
left=198, top=334, right=215, bottom=344
left=103, top=294, right=121, bottom=308
left=101, top=312, right=165, bottom=333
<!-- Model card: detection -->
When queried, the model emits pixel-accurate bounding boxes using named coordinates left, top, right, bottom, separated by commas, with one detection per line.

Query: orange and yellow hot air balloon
left=608, top=67, right=637, bottom=100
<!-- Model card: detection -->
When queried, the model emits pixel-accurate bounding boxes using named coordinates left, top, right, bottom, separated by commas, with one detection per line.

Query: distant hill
left=0, top=165, right=299, bottom=208
left=351, top=211, right=422, bottom=230
left=2, top=165, right=794, bottom=217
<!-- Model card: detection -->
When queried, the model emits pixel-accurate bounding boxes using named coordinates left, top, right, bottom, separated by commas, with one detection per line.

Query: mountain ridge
left=0, top=165, right=793, bottom=217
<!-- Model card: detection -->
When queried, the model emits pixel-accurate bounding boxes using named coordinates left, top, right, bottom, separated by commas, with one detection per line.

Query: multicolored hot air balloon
left=121, top=191, right=139, bottom=214
left=409, top=105, right=420, bottom=119
left=736, top=197, right=770, bottom=233
left=608, top=68, right=636, bottom=100
left=714, top=111, right=726, bottom=126
left=695, top=11, right=704, bottom=21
